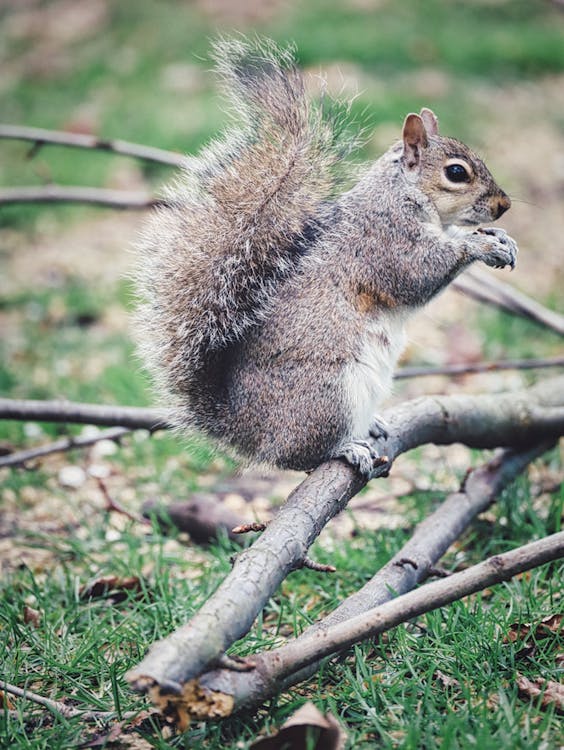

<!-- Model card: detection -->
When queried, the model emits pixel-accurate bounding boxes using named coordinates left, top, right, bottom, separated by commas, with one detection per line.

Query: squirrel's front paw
left=475, top=227, right=518, bottom=270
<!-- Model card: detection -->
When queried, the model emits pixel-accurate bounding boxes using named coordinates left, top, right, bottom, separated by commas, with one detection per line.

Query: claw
left=333, top=439, right=389, bottom=479
left=369, top=415, right=389, bottom=440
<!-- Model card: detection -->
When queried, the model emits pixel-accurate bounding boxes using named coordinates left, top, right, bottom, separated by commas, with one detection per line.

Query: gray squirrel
left=135, top=38, right=518, bottom=477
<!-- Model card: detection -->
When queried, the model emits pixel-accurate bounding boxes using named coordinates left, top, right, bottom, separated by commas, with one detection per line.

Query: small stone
left=58, top=465, right=86, bottom=489
left=87, top=463, right=111, bottom=479
left=23, top=422, right=44, bottom=439
left=90, top=439, right=118, bottom=458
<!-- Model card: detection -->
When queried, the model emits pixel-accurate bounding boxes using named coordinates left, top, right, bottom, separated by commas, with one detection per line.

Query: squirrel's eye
left=445, top=163, right=470, bottom=183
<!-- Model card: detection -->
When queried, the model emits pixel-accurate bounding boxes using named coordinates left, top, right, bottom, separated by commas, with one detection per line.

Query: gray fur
left=134, top=38, right=517, bottom=474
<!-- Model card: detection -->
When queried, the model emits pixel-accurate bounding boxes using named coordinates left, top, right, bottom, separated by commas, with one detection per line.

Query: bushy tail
left=135, top=37, right=358, bottom=405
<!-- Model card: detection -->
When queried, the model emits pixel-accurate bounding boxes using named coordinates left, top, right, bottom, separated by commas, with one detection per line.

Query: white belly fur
left=344, top=310, right=408, bottom=438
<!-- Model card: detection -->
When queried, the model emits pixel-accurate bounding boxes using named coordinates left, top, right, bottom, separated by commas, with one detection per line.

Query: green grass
left=1, top=480, right=562, bottom=748
left=1, top=1, right=563, bottom=748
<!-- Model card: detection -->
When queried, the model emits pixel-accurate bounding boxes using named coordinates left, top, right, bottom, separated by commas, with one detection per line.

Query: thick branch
left=454, top=268, right=564, bottom=336
left=0, top=185, right=165, bottom=210
left=0, top=398, right=166, bottom=431
left=2, top=357, right=564, bottom=430
left=0, top=124, right=186, bottom=168
left=196, top=442, right=551, bottom=710
left=126, top=375, right=564, bottom=693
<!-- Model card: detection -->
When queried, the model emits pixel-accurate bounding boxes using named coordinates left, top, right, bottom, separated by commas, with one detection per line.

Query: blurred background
left=1, top=0, right=563, bottom=520
left=1, top=4, right=563, bottom=747
left=1, top=0, right=563, bottom=532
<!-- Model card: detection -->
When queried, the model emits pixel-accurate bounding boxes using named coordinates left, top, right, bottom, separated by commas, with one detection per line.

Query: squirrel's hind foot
left=334, top=439, right=383, bottom=478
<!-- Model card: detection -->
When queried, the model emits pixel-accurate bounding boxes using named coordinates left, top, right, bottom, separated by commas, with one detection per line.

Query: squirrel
left=135, top=38, right=518, bottom=477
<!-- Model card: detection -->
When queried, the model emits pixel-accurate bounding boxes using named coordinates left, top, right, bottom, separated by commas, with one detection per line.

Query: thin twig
left=96, top=477, right=149, bottom=524
left=0, top=426, right=131, bottom=468
left=0, top=123, right=187, bottom=168
left=1, top=681, right=140, bottom=721
left=232, top=522, right=268, bottom=534
left=454, top=268, right=564, bottom=336
left=301, top=557, right=337, bottom=573
left=0, top=398, right=166, bottom=431
left=0, top=185, right=166, bottom=210
left=395, top=355, right=564, bottom=380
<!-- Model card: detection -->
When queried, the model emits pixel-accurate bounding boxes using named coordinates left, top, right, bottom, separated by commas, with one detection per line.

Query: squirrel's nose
left=493, top=192, right=511, bottom=219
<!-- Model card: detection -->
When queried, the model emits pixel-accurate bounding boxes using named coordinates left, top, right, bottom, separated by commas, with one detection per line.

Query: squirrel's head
left=401, top=108, right=510, bottom=228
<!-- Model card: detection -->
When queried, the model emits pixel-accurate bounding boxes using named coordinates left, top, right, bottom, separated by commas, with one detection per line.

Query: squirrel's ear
left=402, top=113, right=428, bottom=171
left=420, top=107, right=439, bottom=136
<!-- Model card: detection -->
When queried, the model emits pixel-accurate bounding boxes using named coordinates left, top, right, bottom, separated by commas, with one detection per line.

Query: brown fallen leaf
left=142, top=494, right=244, bottom=544
left=0, top=690, right=16, bottom=710
left=251, top=701, right=346, bottom=750
left=79, top=575, right=144, bottom=604
left=505, top=613, right=563, bottom=644
left=78, top=721, right=126, bottom=748
left=516, top=673, right=564, bottom=714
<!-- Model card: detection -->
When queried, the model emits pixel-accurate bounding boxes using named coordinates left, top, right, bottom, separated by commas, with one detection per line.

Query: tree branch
left=0, top=123, right=187, bottom=168
left=0, top=185, right=166, bottom=210
left=247, top=532, right=564, bottom=685
left=0, top=398, right=166, bottom=431
left=193, top=442, right=552, bottom=712
left=0, top=681, right=140, bottom=721
left=125, top=375, right=564, bottom=695
left=395, top=354, right=564, bottom=379
left=2, top=355, right=564, bottom=434
left=0, top=426, right=131, bottom=468
left=454, top=268, right=564, bottom=336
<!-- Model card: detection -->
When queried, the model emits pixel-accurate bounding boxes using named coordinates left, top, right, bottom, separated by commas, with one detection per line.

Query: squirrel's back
left=135, top=38, right=358, bottom=422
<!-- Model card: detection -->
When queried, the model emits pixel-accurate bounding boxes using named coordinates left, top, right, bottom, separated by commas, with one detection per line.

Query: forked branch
left=0, top=185, right=164, bottom=210
left=192, top=442, right=554, bottom=712
left=125, top=376, right=564, bottom=695
left=246, top=532, right=564, bottom=683
left=0, top=123, right=186, bottom=167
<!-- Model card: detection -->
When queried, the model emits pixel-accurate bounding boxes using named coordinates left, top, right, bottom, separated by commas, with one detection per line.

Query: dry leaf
left=78, top=721, right=125, bottom=748
left=485, top=691, right=499, bottom=710
left=251, top=701, right=346, bottom=749
left=505, top=613, right=563, bottom=643
left=516, top=673, right=564, bottom=714
left=0, top=690, right=16, bottom=710
left=79, top=575, right=143, bottom=604
left=78, top=711, right=155, bottom=748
